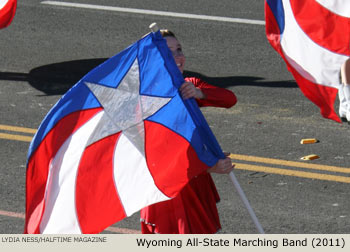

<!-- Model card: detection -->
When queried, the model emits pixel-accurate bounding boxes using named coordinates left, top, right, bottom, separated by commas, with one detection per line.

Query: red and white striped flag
left=0, top=0, right=17, bottom=29
left=25, top=30, right=225, bottom=234
left=265, top=0, right=350, bottom=122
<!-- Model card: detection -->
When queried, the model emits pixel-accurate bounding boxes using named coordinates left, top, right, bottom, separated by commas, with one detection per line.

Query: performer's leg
left=343, top=84, right=350, bottom=122
left=338, top=84, right=347, bottom=120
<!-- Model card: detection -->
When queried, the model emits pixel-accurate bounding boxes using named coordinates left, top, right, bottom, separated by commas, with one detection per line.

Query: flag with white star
left=25, top=30, right=225, bottom=234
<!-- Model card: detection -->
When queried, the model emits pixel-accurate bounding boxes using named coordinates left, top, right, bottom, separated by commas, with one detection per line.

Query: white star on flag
left=26, top=30, right=229, bottom=234
left=39, top=58, right=172, bottom=233
left=85, top=58, right=171, bottom=155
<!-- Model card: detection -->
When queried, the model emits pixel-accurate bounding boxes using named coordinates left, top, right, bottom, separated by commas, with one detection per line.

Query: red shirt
left=185, top=77, right=237, bottom=108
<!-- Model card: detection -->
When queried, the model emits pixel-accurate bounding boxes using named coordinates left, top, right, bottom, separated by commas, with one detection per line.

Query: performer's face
left=165, top=36, right=185, bottom=73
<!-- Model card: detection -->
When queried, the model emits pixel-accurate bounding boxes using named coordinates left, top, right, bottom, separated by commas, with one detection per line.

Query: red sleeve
left=184, top=77, right=237, bottom=108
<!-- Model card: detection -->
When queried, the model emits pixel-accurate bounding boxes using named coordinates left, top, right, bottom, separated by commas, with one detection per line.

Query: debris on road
left=301, top=154, right=320, bottom=160
left=300, top=138, right=318, bottom=144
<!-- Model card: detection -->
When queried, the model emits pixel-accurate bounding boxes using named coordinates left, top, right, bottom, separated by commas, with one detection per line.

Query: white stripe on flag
left=281, top=0, right=347, bottom=87
left=40, top=111, right=104, bottom=234
left=114, top=133, right=170, bottom=217
left=316, top=0, right=350, bottom=18
left=0, top=0, right=9, bottom=10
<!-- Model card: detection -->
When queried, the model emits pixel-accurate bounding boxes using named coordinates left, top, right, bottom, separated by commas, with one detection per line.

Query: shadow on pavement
left=0, top=58, right=107, bottom=95
left=183, top=70, right=297, bottom=89
left=0, top=59, right=297, bottom=96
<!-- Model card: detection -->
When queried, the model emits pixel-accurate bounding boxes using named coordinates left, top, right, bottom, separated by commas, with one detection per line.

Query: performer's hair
left=160, top=29, right=177, bottom=38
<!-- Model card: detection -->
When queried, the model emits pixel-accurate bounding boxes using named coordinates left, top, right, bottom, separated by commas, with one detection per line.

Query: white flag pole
left=228, top=170, right=265, bottom=234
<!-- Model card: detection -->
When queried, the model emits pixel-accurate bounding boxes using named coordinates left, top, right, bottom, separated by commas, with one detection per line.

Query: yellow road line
left=1, top=124, right=349, bottom=183
left=0, top=124, right=36, bottom=134
left=234, top=162, right=350, bottom=184
left=230, top=153, right=350, bottom=174
left=0, top=133, right=32, bottom=142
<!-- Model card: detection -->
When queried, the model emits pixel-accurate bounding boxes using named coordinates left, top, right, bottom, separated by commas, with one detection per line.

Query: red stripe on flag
left=0, top=0, right=17, bottom=29
left=25, top=108, right=103, bottom=234
left=285, top=60, right=341, bottom=123
left=75, top=132, right=126, bottom=234
left=265, top=1, right=341, bottom=123
left=144, top=121, right=209, bottom=198
left=265, top=1, right=282, bottom=53
left=290, top=0, right=350, bottom=56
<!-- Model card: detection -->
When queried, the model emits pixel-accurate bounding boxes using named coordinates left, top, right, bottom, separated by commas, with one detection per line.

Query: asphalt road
left=0, top=0, right=349, bottom=234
